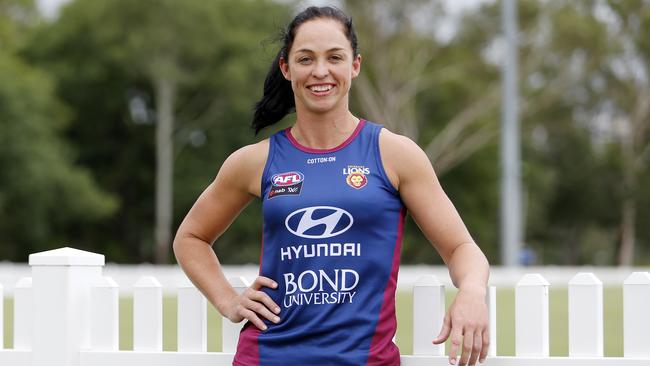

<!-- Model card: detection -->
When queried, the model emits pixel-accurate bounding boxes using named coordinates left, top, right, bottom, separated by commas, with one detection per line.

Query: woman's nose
left=311, top=60, right=329, bottom=78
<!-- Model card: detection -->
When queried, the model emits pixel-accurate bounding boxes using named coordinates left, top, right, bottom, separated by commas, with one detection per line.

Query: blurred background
left=1, top=0, right=649, bottom=266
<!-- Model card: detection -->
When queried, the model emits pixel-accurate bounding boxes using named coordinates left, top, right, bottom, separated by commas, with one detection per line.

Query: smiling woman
left=173, top=5, right=490, bottom=366
left=277, top=17, right=360, bottom=120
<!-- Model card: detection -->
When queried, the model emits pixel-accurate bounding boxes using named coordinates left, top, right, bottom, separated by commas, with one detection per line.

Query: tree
left=599, top=0, right=650, bottom=265
left=503, top=0, right=650, bottom=264
left=17, top=0, right=649, bottom=265
left=25, top=0, right=292, bottom=263
left=521, top=0, right=650, bottom=264
left=344, top=0, right=650, bottom=264
left=0, top=0, right=117, bottom=260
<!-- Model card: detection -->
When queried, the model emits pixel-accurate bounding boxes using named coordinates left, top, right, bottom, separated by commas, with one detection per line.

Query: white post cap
left=92, top=276, right=119, bottom=288
left=414, top=274, right=442, bottom=287
left=569, top=272, right=602, bottom=286
left=134, top=276, right=163, bottom=288
left=29, top=247, right=104, bottom=266
left=517, top=273, right=550, bottom=287
left=624, top=272, right=650, bottom=285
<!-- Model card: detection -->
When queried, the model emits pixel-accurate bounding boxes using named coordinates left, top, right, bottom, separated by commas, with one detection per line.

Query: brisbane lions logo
left=343, top=165, right=369, bottom=189
left=346, top=173, right=367, bottom=189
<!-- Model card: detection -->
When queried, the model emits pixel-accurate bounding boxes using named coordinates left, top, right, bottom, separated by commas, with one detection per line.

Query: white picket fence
left=1, top=247, right=650, bottom=366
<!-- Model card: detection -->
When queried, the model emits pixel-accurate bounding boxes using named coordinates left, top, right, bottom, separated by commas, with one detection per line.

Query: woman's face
left=280, top=18, right=361, bottom=116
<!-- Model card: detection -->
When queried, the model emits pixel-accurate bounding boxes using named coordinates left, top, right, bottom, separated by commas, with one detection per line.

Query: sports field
left=2, top=288, right=623, bottom=356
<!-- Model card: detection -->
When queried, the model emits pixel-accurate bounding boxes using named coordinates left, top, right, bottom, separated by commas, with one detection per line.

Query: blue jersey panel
left=233, top=121, right=404, bottom=366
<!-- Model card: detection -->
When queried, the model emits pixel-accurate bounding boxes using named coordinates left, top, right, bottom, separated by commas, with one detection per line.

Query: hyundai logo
left=285, top=206, right=353, bottom=239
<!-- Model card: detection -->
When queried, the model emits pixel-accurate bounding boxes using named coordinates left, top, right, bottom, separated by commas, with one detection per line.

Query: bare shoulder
left=218, top=139, right=270, bottom=197
left=378, top=128, right=433, bottom=190
left=226, top=139, right=269, bottom=167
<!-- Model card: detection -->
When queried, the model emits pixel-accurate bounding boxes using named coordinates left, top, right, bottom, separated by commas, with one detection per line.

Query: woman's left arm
left=379, top=129, right=490, bottom=366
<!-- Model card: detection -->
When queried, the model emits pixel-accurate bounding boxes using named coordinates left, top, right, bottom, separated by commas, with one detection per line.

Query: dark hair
left=252, top=6, right=359, bottom=134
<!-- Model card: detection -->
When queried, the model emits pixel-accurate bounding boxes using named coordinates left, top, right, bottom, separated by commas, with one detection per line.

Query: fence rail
left=1, top=247, right=649, bottom=366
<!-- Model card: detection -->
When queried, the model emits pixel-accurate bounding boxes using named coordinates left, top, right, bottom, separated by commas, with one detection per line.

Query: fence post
left=29, top=247, right=104, bottom=366
left=568, top=272, right=603, bottom=357
left=0, top=282, right=3, bottom=349
left=222, top=277, right=250, bottom=353
left=624, top=271, right=650, bottom=357
left=487, top=285, right=497, bottom=357
left=13, top=277, right=33, bottom=350
left=133, top=276, right=163, bottom=351
left=515, top=273, right=549, bottom=357
left=412, top=275, right=445, bottom=356
left=90, top=276, right=119, bottom=351
left=177, top=281, right=207, bottom=352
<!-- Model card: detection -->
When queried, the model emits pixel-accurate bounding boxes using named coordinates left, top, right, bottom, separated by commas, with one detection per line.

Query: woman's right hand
left=222, top=276, right=282, bottom=331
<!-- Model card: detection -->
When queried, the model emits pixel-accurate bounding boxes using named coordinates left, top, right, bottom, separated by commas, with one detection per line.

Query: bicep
left=392, top=140, right=474, bottom=263
left=176, top=153, right=257, bottom=245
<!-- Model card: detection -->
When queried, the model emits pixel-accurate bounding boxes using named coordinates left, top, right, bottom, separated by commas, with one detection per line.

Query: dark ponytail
left=252, top=49, right=295, bottom=135
left=252, top=6, right=359, bottom=135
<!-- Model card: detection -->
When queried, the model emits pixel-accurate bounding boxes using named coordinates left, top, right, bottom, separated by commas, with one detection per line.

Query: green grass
left=118, top=296, right=224, bottom=351
left=3, top=288, right=624, bottom=355
left=395, top=288, right=623, bottom=356
left=3, top=297, right=11, bottom=349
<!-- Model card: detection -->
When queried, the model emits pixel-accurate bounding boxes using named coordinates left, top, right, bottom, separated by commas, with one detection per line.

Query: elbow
left=172, top=232, right=183, bottom=262
left=172, top=229, right=212, bottom=260
left=172, top=229, right=193, bottom=262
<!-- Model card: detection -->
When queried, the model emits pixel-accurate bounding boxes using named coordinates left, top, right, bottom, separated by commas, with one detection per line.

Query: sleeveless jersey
left=233, top=120, right=405, bottom=366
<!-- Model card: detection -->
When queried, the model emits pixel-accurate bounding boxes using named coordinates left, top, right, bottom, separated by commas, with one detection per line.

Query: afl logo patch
left=269, top=171, right=303, bottom=198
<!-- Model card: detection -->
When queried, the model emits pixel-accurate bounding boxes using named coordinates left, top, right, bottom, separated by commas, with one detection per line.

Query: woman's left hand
left=432, top=286, right=489, bottom=365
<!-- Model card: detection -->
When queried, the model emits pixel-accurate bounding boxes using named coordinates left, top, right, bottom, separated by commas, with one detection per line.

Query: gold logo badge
left=346, top=172, right=367, bottom=189
left=343, top=165, right=370, bottom=189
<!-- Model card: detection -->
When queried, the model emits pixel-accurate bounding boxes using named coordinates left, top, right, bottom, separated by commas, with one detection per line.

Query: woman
left=173, top=6, right=489, bottom=366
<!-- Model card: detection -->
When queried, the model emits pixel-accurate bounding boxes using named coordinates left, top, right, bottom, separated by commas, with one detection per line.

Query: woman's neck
left=290, top=110, right=359, bottom=150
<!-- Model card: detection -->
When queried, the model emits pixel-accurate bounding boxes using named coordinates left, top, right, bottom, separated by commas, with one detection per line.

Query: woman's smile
left=307, top=83, right=335, bottom=96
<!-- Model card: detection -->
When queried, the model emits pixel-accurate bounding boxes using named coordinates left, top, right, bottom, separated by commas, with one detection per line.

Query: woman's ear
left=351, top=54, right=362, bottom=79
left=279, top=57, right=291, bottom=81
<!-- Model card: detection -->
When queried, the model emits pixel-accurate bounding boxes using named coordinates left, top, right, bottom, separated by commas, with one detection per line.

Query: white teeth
left=310, top=85, right=332, bottom=92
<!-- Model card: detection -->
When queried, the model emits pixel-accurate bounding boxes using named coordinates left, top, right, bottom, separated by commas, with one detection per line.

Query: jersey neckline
left=284, top=119, right=366, bottom=154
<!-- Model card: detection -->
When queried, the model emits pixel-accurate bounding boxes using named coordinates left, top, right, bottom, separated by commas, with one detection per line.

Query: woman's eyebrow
left=293, top=47, right=347, bottom=54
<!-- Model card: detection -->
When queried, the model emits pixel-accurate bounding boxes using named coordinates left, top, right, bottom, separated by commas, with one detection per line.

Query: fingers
left=237, top=306, right=268, bottom=331
left=457, top=328, right=472, bottom=366
left=437, top=288, right=490, bottom=365
left=451, top=328, right=488, bottom=366
left=467, top=331, right=482, bottom=365
left=479, top=329, right=489, bottom=363
left=434, top=311, right=486, bottom=365
left=251, top=276, right=278, bottom=291
left=448, top=326, right=463, bottom=365
left=244, top=288, right=280, bottom=315
left=234, top=276, right=281, bottom=331
left=248, top=276, right=280, bottom=314
left=432, top=313, right=451, bottom=344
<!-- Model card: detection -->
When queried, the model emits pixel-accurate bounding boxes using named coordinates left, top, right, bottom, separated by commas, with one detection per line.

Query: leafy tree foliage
left=346, top=0, right=650, bottom=265
left=2, top=0, right=649, bottom=265
left=0, top=0, right=117, bottom=260
left=23, top=0, right=292, bottom=262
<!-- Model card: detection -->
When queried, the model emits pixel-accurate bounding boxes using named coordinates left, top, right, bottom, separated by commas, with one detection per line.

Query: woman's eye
left=330, top=55, right=343, bottom=61
left=298, top=57, right=311, bottom=64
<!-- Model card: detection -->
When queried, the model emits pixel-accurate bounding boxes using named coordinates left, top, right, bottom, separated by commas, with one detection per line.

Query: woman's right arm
left=173, top=141, right=281, bottom=330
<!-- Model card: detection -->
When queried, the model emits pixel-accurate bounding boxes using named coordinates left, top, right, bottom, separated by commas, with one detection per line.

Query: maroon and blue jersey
left=233, top=120, right=405, bottom=366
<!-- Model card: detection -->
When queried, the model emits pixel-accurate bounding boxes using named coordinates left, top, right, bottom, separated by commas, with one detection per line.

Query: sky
left=36, top=0, right=67, bottom=19
left=37, top=0, right=488, bottom=20
left=36, top=0, right=492, bottom=47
